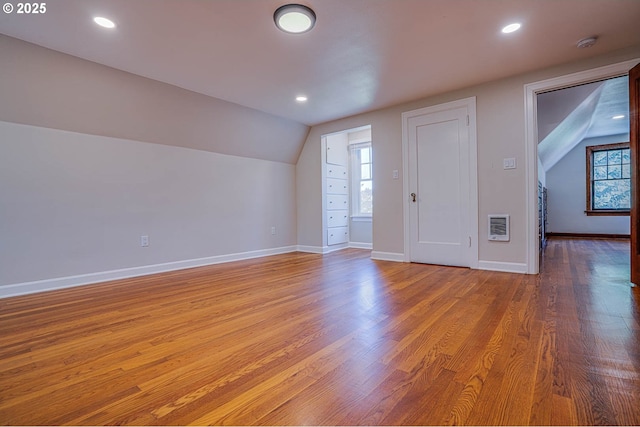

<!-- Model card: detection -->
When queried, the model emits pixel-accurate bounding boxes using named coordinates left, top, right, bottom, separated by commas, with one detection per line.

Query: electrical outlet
left=140, top=235, right=149, bottom=247
left=271, top=226, right=276, bottom=235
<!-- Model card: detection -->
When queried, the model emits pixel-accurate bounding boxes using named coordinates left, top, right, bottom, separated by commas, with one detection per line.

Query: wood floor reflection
left=0, top=238, right=638, bottom=425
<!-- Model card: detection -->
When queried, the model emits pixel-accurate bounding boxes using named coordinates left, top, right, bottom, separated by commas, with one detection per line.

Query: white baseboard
left=477, top=260, right=528, bottom=274
left=1, top=248, right=530, bottom=299
left=349, top=242, right=373, bottom=250
left=295, top=245, right=325, bottom=254
left=322, top=243, right=349, bottom=253
left=296, top=245, right=344, bottom=254
left=371, top=251, right=405, bottom=262
left=299, top=244, right=369, bottom=254
left=0, top=245, right=298, bottom=299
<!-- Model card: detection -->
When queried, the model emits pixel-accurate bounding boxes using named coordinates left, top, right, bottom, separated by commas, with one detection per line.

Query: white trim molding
left=295, top=245, right=325, bottom=254
left=297, top=243, right=374, bottom=252
left=349, top=242, right=373, bottom=250
left=323, top=244, right=349, bottom=253
left=477, top=260, right=528, bottom=274
left=524, top=58, right=640, bottom=274
left=371, top=251, right=405, bottom=262
left=297, top=244, right=349, bottom=254
left=0, top=246, right=297, bottom=299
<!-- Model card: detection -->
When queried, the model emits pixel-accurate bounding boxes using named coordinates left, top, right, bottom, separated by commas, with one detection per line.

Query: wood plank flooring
left=0, top=238, right=638, bottom=425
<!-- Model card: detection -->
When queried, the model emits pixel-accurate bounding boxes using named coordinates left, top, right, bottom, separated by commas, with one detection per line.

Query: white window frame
left=350, top=141, right=373, bottom=220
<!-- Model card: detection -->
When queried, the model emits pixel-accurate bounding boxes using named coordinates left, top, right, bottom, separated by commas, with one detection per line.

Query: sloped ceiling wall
left=537, top=82, right=603, bottom=142
left=537, top=76, right=629, bottom=171
left=0, top=36, right=310, bottom=165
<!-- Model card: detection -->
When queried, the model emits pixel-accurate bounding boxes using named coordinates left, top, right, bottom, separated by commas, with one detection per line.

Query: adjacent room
left=538, top=75, right=631, bottom=242
left=1, top=0, right=639, bottom=425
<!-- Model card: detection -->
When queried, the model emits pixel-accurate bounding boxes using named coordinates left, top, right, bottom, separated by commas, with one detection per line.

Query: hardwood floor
left=1, top=238, right=638, bottom=425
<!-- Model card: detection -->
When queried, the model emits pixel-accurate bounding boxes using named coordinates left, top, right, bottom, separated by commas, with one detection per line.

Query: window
left=586, top=142, right=630, bottom=215
left=350, top=142, right=372, bottom=218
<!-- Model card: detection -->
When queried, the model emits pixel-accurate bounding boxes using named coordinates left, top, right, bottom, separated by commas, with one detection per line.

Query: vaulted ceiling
left=538, top=76, right=629, bottom=171
left=1, top=0, right=639, bottom=126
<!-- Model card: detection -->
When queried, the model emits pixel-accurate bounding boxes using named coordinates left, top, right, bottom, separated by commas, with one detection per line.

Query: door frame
left=524, top=59, right=640, bottom=274
left=401, top=97, right=479, bottom=268
left=630, top=63, right=640, bottom=285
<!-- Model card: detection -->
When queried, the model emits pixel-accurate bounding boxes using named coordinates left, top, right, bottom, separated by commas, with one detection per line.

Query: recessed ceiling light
left=296, top=95, right=308, bottom=102
left=612, top=115, right=625, bottom=120
left=576, top=36, right=598, bottom=49
left=501, top=23, right=521, bottom=34
left=93, top=16, right=116, bottom=29
left=274, top=4, right=316, bottom=34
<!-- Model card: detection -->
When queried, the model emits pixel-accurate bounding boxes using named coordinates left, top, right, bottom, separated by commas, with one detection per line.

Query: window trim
left=585, top=142, right=630, bottom=216
left=350, top=141, right=372, bottom=218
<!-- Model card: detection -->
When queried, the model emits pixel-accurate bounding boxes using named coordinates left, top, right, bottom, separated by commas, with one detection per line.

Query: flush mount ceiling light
left=612, top=115, right=625, bottom=120
left=501, top=22, right=521, bottom=34
left=577, top=36, right=598, bottom=49
left=93, top=16, right=116, bottom=28
left=296, top=95, right=308, bottom=102
left=274, top=4, right=316, bottom=34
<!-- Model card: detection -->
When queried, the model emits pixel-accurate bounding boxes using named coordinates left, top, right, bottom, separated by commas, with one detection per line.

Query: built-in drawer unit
left=327, top=210, right=349, bottom=228
left=327, top=194, right=348, bottom=211
left=323, top=135, right=350, bottom=247
left=327, top=226, right=349, bottom=245
left=326, top=178, right=348, bottom=195
left=326, top=165, right=347, bottom=179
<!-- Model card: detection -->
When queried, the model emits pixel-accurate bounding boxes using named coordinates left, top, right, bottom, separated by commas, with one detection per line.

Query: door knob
left=411, top=193, right=416, bottom=202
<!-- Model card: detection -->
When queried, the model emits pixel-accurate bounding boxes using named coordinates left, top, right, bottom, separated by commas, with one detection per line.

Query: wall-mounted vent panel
left=488, top=214, right=510, bottom=241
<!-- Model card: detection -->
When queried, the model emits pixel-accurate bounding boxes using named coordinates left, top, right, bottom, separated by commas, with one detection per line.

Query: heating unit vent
left=488, top=214, right=510, bottom=241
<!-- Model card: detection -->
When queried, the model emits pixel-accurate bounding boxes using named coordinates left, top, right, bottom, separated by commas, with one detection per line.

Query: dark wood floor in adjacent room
left=1, top=237, right=639, bottom=425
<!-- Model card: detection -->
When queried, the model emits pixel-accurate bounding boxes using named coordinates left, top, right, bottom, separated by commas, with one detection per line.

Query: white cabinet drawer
left=328, top=226, right=349, bottom=245
left=326, top=137, right=348, bottom=166
left=327, top=210, right=349, bottom=228
left=326, top=178, right=348, bottom=195
left=327, top=194, right=348, bottom=210
left=326, top=165, right=347, bottom=179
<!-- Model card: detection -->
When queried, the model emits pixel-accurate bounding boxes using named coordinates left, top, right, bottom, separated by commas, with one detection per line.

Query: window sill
left=351, top=216, right=372, bottom=222
left=584, top=210, right=630, bottom=216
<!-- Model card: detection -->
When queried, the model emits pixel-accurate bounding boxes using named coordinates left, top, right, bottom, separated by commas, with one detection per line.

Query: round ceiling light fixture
left=296, top=95, right=308, bottom=102
left=576, top=36, right=598, bottom=49
left=612, top=115, right=625, bottom=120
left=93, top=16, right=116, bottom=28
left=501, top=22, right=521, bottom=34
left=274, top=4, right=316, bottom=34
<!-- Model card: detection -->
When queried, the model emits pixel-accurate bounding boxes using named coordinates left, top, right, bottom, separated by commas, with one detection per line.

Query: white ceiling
left=1, top=0, right=640, bottom=126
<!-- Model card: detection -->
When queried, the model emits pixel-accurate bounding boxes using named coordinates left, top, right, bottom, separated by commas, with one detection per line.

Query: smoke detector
left=576, top=36, right=598, bottom=49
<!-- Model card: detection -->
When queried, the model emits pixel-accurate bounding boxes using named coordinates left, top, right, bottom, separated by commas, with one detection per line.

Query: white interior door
left=407, top=104, right=472, bottom=267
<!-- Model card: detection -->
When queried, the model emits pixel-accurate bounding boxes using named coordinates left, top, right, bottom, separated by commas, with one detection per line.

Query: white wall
left=296, top=45, right=640, bottom=270
left=546, top=134, right=630, bottom=235
left=0, top=121, right=297, bottom=294
left=0, top=35, right=304, bottom=297
left=350, top=221, right=372, bottom=246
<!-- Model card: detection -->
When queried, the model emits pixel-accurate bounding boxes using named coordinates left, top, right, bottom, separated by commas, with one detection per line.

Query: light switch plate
left=503, top=158, right=516, bottom=170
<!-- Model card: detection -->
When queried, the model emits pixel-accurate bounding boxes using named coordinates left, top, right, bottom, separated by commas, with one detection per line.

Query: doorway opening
left=524, top=59, right=638, bottom=274
left=537, top=75, right=630, bottom=242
